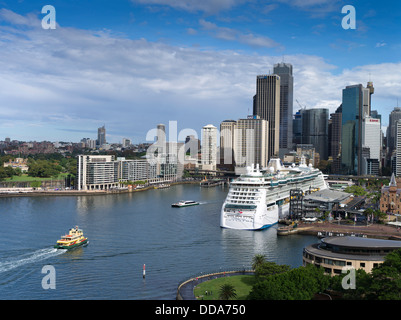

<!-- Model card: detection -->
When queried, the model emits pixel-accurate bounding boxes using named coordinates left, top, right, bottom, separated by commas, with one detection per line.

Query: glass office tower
left=274, top=63, right=294, bottom=156
left=254, top=74, right=280, bottom=159
left=341, top=85, right=364, bottom=175
left=301, top=108, right=329, bottom=161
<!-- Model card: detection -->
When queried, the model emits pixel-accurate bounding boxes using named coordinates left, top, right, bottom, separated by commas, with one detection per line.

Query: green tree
left=368, top=249, right=401, bottom=299
left=255, top=261, right=290, bottom=279
left=0, top=166, right=16, bottom=180
left=28, top=159, right=62, bottom=178
left=63, top=158, right=77, bottom=176
left=331, top=249, right=401, bottom=300
left=364, top=207, right=373, bottom=221
left=219, top=283, right=237, bottom=300
left=344, top=185, right=367, bottom=196
left=252, top=254, right=266, bottom=270
left=0, top=167, right=8, bottom=181
left=13, top=167, right=22, bottom=176
left=248, top=264, right=330, bottom=300
left=330, top=268, right=371, bottom=300
left=375, top=209, right=387, bottom=221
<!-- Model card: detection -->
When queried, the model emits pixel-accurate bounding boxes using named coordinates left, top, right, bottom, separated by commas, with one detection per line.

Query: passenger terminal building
left=303, top=236, right=401, bottom=275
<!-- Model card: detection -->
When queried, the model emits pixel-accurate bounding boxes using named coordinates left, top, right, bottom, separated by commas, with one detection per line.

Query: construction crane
left=296, top=99, right=307, bottom=110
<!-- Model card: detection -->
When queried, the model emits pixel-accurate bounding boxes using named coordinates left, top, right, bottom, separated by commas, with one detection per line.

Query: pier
left=199, top=179, right=229, bottom=188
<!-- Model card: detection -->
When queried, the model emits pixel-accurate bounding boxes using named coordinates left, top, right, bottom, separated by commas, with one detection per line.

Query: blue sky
left=0, top=0, right=400, bottom=143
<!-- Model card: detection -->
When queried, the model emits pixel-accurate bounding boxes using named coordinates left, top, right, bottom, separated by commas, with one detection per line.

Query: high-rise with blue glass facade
left=341, top=84, right=372, bottom=175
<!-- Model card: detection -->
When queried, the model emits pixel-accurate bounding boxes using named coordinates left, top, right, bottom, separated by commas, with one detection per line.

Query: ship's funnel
left=267, top=158, right=282, bottom=172
left=299, top=155, right=307, bottom=167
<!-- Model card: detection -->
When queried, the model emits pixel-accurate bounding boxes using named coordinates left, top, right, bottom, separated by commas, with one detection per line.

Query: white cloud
left=199, top=19, right=281, bottom=48
left=0, top=8, right=38, bottom=27
left=375, top=42, right=387, bottom=48
left=275, top=0, right=342, bottom=18
left=0, top=9, right=399, bottom=141
left=131, top=0, right=245, bottom=14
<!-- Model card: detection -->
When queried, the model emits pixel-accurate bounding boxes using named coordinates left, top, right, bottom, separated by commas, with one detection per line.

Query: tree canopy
left=330, top=248, right=401, bottom=300
left=248, top=264, right=329, bottom=300
left=344, top=185, right=367, bottom=196
left=27, top=159, right=63, bottom=178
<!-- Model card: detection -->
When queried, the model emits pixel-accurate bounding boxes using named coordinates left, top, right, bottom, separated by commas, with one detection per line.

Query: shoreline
left=3, top=184, right=400, bottom=242
left=0, top=180, right=201, bottom=198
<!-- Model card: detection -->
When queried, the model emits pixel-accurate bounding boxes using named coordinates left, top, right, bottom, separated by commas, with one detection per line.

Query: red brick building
left=380, top=173, right=401, bottom=214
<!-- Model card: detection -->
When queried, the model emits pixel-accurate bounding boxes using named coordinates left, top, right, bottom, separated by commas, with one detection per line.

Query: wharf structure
left=288, top=188, right=352, bottom=220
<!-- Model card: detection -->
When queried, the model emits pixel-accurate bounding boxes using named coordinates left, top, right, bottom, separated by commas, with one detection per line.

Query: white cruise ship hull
left=220, top=202, right=289, bottom=230
left=220, top=159, right=327, bottom=231
left=220, top=204, right=286, bottom=230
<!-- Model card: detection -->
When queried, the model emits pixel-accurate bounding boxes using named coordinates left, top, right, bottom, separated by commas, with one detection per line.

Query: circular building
left=303, top=236, right=401, bottom=276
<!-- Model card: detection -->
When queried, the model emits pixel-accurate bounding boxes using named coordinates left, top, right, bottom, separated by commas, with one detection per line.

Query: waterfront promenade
left=0, top=188, right=122, bottom=197
left=0, top=180, right=200, bottom=198
left=177, top=270, right=255, bottom=300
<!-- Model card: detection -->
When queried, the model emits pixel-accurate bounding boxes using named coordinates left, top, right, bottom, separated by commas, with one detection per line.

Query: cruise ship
left=220, top=157, right=327, bottom=230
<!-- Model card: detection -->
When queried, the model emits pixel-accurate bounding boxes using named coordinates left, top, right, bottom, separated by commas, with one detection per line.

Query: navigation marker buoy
left=143, top=264, right=146, bottom=278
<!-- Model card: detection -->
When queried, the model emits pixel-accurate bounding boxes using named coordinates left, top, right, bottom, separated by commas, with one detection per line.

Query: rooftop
left=322, top=236, right=401, bottom=249
left=304, top=189, right=350, bottom=203
left=305, top=236, right=401, bottom=262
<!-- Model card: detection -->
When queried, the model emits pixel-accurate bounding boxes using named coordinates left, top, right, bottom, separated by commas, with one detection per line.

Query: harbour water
left=0, top=184, right=317, bottom=299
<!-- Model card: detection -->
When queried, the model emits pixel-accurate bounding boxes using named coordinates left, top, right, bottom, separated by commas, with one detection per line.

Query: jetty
left=200, top=179, right=228, bottom=188
left=277, top=222, right=299, bottom=236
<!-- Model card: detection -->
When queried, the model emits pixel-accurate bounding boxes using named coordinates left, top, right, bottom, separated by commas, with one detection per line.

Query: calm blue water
left=0, top=184, right=317, bottom=299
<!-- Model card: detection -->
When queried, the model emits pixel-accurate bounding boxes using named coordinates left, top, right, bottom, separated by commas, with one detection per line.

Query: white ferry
left=172, top=200, right=199, bottom=208
left=220, top=157, right=327, bottom=230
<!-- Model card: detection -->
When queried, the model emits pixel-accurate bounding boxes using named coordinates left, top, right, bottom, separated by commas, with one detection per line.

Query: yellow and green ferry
left=54, top=226, right=88, bottom=249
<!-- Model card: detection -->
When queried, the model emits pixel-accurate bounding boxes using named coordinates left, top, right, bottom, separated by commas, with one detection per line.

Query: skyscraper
left=185, top=135, right=200, bottom=156
left=292, top=110, right=302, bottom=146
left=97, top=125, right=106, bottom=147
left=367, top=81, right=375, bottom=115
left=362, top=116, right=381, bottom=175
left=156, top=123, right=166, bottom=155
left=253, top=74, right=280, bottom=159
left=341, top=84, right=372, bottom=175
left=396, top=120, right=401, bottom=176
left=201, top=124, right=217, bottom=171
left=220, top=120, right=237, bottom=168
left=387, top=108, right=401, bottom=155
left=146, top=123, right=184, bottom=181
left=330, top=105, right=342, bottom=174
left=301, top=108, right=329, bottom=161
left=234, top=116, right=268, bottom=175
left=273, top=63, right=293, bottom=157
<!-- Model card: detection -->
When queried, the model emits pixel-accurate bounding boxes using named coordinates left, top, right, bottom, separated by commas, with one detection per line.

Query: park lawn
left=194, top=275, right=256, bottom=300
left=4, top=173, right=69, bottom=182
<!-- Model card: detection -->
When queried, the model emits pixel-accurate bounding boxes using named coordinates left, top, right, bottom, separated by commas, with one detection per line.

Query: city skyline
left=0, top=1, right=400, bottom=143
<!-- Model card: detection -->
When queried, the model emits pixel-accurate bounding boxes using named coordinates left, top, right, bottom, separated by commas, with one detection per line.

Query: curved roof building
left=303, top=236, right=401, bottom=275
